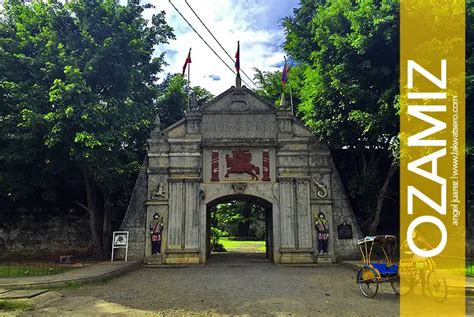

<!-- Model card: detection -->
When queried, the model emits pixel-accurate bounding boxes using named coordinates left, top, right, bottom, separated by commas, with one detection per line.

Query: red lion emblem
left=225, top=150, right=260, bottom=180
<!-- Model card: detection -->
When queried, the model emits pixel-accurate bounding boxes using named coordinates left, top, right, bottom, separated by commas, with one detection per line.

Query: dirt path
left=21, top=255, right=400, bottom=316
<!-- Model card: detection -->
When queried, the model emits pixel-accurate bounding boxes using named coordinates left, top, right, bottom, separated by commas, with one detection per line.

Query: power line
left=169, top=0, right=253, bottom=88
left=184, top=0, right=258, bottom=89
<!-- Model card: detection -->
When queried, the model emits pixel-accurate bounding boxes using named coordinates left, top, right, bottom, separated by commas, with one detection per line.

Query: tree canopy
left=0, top=0, right=176, bottom=254
left=157, top=74, right=213, bottom=128
left=283, top=0, right=399, bottom=233
left=284, top=0, right=399, bottom=148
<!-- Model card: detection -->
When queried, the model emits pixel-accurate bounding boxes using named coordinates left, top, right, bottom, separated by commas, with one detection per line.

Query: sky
left=143, top=0, right=300, bottom=95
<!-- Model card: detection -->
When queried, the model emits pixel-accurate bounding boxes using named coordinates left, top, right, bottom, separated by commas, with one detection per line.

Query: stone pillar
left=279, top=179, right=315, bottom=263
left=296, top=180, right=312, bottom=249
left=279, top=180, right=296, bottom=249
left=165, top=180, right=200, bottom=264
left=168, top=181, right=184, bottom=249
left=184, top=181, right=200, bottom=249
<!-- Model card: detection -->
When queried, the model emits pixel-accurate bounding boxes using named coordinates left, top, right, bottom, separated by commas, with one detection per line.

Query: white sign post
left=111, top=231, right=129, bottom=262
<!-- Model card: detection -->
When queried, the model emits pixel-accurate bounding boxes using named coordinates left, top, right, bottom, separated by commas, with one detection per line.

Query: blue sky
left=146, top=0, right=300, bottom=94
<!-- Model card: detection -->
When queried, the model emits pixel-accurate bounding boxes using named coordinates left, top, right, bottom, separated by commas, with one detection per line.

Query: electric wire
left=169, top=0, right=253, bottom=88
left=184, top=0, right=258, bottom=89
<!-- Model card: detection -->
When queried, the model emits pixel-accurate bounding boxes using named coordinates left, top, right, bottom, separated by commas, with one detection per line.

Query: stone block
left=280, top=251, right=315, bottom=264
left=164, top=252, right=200, bottom=265
left=316, top=255, right=333, bottom=265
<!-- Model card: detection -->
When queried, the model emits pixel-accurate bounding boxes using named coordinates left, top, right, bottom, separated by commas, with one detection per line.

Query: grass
left=467, top=264, right=474, bottom=276
left=0, top=264, right=71, bottom=278
left=220, top=237, right=266, bottom=253
left=0, top=300, right=33, bottom=312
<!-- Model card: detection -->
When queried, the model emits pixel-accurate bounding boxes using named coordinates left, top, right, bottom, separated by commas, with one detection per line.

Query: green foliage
left=210, top=227, right=226, bottom=252
left=283, top=0, right=473, bottom=232
left=0, top=0, right=175, bottom=253
left=156, top=74, right=213, bottom=128
left=0, top=300, right=33, bottom=312
left=283, top=0, right=399, bottom=233
left=253, top=68, right=284, bottom=106
left=219, top=237, right=266, bottom=253
left=284, top=0, right=399, bottom=148
left=253, top=66, right=303, bottom=113
left=212, top=201, right=266, bottom=239
left=0, top=264, right=72, bottom=277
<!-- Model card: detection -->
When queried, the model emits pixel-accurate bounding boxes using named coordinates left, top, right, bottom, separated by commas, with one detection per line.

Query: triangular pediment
left=200, top=86, right=277, bottom=113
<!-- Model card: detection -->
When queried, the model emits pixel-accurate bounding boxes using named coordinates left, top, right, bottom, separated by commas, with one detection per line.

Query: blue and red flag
left=281, top=56, right=289, bottom=86
left=235, top=41, right=240, bottom=73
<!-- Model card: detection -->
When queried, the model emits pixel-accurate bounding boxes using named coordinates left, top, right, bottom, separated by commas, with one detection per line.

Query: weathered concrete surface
left=0, top=261, right=140, bottom=289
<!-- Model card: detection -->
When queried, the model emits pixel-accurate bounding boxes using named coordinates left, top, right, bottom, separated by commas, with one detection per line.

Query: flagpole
left=187, top=48, right=191, bottom=111
left=289, top=85, right=294, bottom=115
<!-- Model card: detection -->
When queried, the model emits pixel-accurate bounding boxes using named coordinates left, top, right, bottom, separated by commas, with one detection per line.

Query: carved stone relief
left=311, top=173, right=330, bottom=199
left=151, top=180, right=168, bottom=200
left=228, top=90, right=249, bottom=111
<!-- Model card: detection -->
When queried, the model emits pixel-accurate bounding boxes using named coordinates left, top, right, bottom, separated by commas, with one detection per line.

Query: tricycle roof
left=357, top=235, right=397, bottom=245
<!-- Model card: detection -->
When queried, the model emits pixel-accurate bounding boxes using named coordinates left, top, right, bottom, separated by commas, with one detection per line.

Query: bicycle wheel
left=399, top=270, right=418, bottom=296
left=357, top=266, right=379, bottom=298
left=391, top=276, right=400, bottom=295
left=427, top=271, right=447, bottom=302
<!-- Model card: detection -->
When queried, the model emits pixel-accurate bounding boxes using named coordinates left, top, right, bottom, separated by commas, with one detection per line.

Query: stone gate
left=121, top=79, right=362, bottom=264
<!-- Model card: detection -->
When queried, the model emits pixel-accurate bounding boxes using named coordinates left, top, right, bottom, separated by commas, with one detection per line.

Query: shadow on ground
left=18, top=255, right=400, bottom=317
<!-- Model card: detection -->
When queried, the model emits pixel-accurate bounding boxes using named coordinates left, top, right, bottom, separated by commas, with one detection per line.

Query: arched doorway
left=206, top=194, right=274, bottom=263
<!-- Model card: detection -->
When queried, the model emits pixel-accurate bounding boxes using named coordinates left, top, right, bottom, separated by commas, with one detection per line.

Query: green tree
left=283, top=0, right=399, bottom=233
left=212, top=201, right=266, bottom=238
left=253, top=68, right=284, bottom=105
left=157, top=74, right=213, bottom=128
left=253, top=66, right=304, bottom=117
left=0, top=0, right=174, bottom=254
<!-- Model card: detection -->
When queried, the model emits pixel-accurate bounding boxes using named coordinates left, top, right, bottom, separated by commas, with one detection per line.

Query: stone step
left=316, top=255, right=333, bottom=266
left=146, top=256, right=163, bottom=265
left=146, top=262, right=163, bottom=266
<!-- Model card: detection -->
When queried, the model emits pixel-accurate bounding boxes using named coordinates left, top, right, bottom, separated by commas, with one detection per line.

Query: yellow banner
left=400, top=0, right=465, bottom=316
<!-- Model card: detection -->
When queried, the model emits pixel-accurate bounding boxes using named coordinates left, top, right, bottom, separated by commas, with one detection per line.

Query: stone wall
left=0, top=208, right=91, bottom=259
left=329, top=157, right=363, bottom=259
left=119, top=157, right=148, bottom=260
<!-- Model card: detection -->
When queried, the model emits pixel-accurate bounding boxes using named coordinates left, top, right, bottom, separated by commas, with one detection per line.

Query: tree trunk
left=238, top=204, right=252, bottom=237
left=368, top=163, right=398, bottom=234
left=102, top=190, right=112, bottom=255
left=81, top=165, right=102, bottom=255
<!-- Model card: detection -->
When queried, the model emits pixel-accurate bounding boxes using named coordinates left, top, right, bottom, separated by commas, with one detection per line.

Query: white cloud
left=146, top=0, right=299, bottom=95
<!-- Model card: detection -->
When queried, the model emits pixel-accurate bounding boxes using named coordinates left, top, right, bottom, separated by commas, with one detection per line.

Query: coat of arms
left=225, top=150, right=260, bottom=180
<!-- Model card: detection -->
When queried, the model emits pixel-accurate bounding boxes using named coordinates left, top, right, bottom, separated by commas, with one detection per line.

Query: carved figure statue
left=315, top=212, right=330, bottom=254
left=225, top=150, right=260, bottom=180
left=150, top=213, right=164, bottom=255
left=151, top=181, right=166, bottom=200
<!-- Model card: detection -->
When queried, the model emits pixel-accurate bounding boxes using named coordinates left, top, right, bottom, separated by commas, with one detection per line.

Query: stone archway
left=205, top=194, right=274, bottom=262
left=120, top=81, right=364, bottom=265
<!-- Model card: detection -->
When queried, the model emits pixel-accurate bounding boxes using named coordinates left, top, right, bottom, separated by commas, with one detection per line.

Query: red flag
left=234, top=41, right=240, bottom=73
left=182, top=48, right=191, bottom=76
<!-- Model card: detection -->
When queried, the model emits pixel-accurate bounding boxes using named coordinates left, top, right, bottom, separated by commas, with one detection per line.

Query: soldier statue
left=315, top=212, right=330, bottom=254
left=150, top=213, right=164, bottom=255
